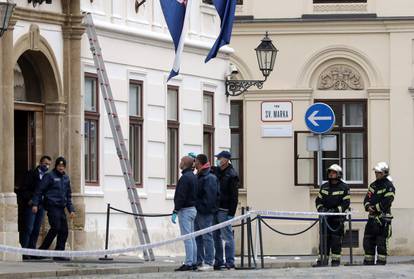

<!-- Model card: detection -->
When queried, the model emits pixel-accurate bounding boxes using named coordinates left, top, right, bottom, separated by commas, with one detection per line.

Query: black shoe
left=225, top=264, right=236, bottom=270
left=175, top=264, right=193, bottom=271
left=22, top=255, right=32, bottom=261
left=213, top=265, right=224, bottom=271
left=192, top=264, right=199, bottom=271
left=331, top=260, right=340, bottom=267
left=312, top=260, right=322, bottom=267
left=376, top=260, right=386, bottom=265
left=363, top=260, right=375, bottom=265
left=53, top=257, right=70, bottom=262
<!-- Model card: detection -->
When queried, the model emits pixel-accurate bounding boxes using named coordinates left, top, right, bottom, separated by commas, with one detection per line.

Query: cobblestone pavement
left=1, top=256, right=413, bottom=279
left=41, top=264, right=414, bottom=279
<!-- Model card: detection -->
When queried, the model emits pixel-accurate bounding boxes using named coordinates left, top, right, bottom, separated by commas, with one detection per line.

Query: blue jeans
left=20, top=205, right=45, bottom=249
left=195, top=212, right=214, bottom=265
left=178, top=207, right=197, bottom=266
left=213, top=210, right=235, bottom=266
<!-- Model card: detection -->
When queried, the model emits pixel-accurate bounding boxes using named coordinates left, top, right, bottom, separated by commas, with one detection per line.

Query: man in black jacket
left=172, top=156, right=198, bottom=271
left=32, top=156, right=75, bottom=261
left=314, top=164, right=350, bottom=267
left=363, top=162, right=395, bottom=265
left=212, top=151, right=239, bottom=270
left=15, top=155, right=51, bottom=260
left=194, top=154, right=219, bottom=271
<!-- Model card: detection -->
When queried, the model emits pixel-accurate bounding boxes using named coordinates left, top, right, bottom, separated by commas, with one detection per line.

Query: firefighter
left=363, top=162, right=395, bottom=265
left=314, top=164, right=350, bottom=267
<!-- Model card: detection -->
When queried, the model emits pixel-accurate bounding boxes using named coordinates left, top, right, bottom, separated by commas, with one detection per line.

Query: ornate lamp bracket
left=225, top=77, right=267, bottom=97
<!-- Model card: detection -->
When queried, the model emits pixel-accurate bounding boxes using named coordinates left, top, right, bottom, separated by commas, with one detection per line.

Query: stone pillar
left=62, top=0, right=86, bottom=250
left=0, top=21, right=19, bottom=261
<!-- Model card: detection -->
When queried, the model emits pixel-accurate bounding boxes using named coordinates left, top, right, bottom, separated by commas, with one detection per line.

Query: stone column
left=0, top=20, right=19, bottom=261
left=62, top=0, right=86, bottom=250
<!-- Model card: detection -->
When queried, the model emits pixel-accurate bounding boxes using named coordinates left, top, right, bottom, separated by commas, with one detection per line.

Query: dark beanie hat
left=55, top=156, right=67, bottom=167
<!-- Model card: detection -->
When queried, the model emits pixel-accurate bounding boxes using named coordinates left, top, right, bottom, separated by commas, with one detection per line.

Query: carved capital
left=45, top=102, right=67, bottom=115
left=318, top=65, right=364, bottom=90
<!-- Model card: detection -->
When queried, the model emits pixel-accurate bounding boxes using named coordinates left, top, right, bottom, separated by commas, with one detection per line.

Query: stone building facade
left=0, top=0, right=232, bottom=260
left=230, top=0, right=414, bottom=256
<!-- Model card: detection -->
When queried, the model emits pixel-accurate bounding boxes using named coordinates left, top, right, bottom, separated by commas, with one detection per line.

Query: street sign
left=305, top=103, right=335, bottom=134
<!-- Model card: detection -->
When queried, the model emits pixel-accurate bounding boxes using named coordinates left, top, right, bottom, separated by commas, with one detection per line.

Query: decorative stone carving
left=318, top=65, right=364, bottom=90
left=313, top=3, right=367, bottom=13
left=29, top=24, right=40, bottom=50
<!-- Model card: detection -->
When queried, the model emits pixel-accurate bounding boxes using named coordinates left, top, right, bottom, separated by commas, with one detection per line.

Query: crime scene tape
left=0, top=210, right=351, bottom=258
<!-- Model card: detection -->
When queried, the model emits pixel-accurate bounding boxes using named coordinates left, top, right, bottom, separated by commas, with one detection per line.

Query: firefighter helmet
left=373, top=162, right=389, bottom=176
left=327, top=164, right=343, bottom=179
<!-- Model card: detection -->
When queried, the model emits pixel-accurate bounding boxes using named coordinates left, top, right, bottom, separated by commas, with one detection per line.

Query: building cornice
left=233, top=17, right=414, bottom=35
left=93, top=19, right=234, bottom=58
left=367, top=88, right=390, bottom=100
left=243, top=89, right=313, bottom=101
left=12, top=7, right=66, bottom=25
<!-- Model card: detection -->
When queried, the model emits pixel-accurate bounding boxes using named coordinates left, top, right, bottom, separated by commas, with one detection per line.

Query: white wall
left=80, top=0, right=231, bottom=255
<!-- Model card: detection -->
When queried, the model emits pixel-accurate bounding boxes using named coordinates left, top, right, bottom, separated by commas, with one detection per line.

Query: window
left=129, top=80, right=143, bottom=187
left=167, top=86, right=179, bottom=188
left=203, top=92, right=214, bottom=161
left=320, top=100, right=367, bottom=186
left=202, top=0, right=243, bottom=4
left=84, top=74, right=99, bottom=185
left=313, top=0, right=366, bottom=3
left=230, top=101, right=243, bottom=187
left=294, top=100, right=367, bottom=188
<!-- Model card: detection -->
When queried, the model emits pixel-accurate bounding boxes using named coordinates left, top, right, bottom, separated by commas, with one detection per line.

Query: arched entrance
left=13, top=48, right=61, bottom=190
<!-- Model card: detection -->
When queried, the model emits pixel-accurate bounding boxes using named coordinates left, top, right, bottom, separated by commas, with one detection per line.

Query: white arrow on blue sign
left=305, top=103, right=335, bottom=134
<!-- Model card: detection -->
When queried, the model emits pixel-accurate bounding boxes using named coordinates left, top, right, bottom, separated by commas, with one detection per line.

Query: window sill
left=166, top=189, right=175, bottom=200
left=310, top=188, right=367, bottom=195
left=84, top=186, right=104, bottom=197
left=200, top=3, right=217, bottom=16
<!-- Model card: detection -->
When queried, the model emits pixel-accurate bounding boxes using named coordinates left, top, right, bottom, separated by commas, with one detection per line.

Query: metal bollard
left=240, top=206, right=245, bottom=268
left=348, top=213, right=353, bottom=265
left=99, top=203, right=113, bottom=261
left=258, top=215, right=264, bottom=269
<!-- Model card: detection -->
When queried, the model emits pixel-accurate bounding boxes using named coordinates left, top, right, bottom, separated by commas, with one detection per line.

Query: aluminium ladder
left=83, top=12, right=155, bottom=261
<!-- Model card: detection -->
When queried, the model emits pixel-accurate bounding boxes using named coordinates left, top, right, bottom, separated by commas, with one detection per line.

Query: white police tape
left=0, top=210, right=351, bottom=258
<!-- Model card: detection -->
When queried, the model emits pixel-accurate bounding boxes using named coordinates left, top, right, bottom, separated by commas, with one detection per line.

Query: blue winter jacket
left=32, top=169, right=75, bottom=213
left=196, top=168, right=220, bottom=214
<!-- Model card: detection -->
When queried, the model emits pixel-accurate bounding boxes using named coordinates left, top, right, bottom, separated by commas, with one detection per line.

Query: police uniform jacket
left=32, top=169, right=75, bottom=213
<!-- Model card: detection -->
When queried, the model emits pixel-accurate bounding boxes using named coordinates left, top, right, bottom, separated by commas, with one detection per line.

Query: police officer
left=17, top=155, right=51, bottom=260
left=363, top=162, right=395, bottom=265
left=32, top=157, right=75, bottom=261
left=212, top=151, right=239, bottom=270
left=314, top=164, right=350, bottom=267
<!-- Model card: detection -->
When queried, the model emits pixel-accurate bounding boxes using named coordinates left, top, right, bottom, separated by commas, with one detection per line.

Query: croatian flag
left=205, top=0, right=237, bottom=63
left=160, top=0, right=192, bottom=81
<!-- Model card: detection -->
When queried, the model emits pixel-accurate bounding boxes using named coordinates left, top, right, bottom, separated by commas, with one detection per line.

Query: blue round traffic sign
left=305, top=103, right=335, bottom=134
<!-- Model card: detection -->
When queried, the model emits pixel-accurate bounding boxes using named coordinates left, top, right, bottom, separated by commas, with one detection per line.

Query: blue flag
left=160, top=0, right=191, bottom=81
left=205, top=0, right=237, bottom=63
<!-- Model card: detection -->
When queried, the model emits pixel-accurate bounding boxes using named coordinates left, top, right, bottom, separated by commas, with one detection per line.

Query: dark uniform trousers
left=363, top=218, right=392, bottom=264
left=315, top=180, right=350, bottom=263
left=39, top=206, right=68, bottom=251
left=363, top=177, right=395, bottom=264
left=320, top=217, right=345, bottom=261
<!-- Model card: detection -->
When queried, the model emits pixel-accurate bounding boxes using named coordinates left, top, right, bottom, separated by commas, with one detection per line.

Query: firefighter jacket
left=316, top=180, right=350, bottom=213
left=364, top=177, right=395, bottom=220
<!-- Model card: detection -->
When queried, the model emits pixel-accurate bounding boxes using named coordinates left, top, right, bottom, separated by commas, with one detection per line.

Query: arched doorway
left=13, top=46, right=62, bottom=246
left=14, top=51, right=45, bottom=189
